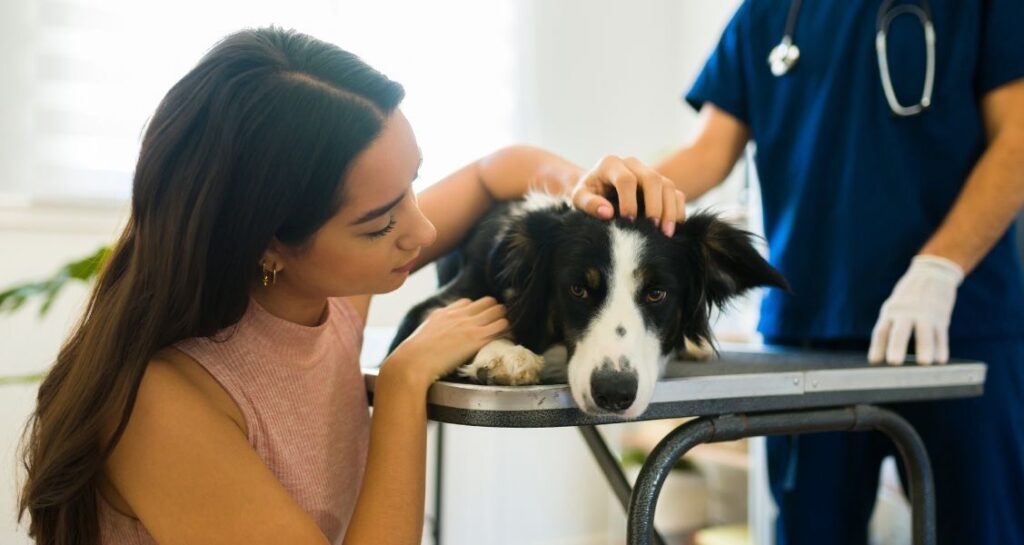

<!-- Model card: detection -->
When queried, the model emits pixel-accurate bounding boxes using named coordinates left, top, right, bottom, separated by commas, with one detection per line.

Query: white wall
left=519, top=0, right=736, bottom=167
left=2, top=2, right=743, bottom=544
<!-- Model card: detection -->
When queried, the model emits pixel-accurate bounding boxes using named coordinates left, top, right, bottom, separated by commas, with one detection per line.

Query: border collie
left=389, top=193, right=789, bottom=417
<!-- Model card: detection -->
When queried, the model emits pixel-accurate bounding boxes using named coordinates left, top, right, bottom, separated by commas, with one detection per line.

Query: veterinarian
left=572, top=1, right=1024, bottom=544
left=16, top=27, right=668, bottom=545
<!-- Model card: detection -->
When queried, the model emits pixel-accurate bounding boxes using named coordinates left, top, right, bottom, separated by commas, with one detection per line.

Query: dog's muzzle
left=589, top=356, right=639, bottom=412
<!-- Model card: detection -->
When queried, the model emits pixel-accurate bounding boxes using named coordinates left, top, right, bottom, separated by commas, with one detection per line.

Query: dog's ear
left=486, top=209, right=563, bottom=352
left=675, top=212, right=790, bottom=309
left=667, top=212, right=788, bottom=353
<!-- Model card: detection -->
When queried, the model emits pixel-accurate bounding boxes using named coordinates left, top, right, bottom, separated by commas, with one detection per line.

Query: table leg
left=432, top=422, right=444, bottom=545
left=627, top=405, right=935, bottom=545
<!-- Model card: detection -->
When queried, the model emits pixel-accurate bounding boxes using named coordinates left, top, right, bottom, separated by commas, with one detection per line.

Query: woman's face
left=269, top=109, right=437, bottom=298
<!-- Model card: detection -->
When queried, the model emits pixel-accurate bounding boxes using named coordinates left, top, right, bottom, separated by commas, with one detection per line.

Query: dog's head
left=489, top=193, right=788, bottom=417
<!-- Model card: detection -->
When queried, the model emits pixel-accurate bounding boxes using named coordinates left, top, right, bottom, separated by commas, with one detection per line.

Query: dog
left=389, top=192, right=789, bottom=417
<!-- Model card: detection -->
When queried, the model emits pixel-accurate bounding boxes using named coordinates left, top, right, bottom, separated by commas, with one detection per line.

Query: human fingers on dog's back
left=433, top=296, right=494, bottom=319
left=445, top=297, right=473, bottom=309
left=482, top=315, right=510, bottom=335
left=440, top=297, right=505, bottom=331
left=601, top=157, right=638, bottom=219
left=428, top=297, right=495, bottom=324
left=574, top=155, right=639, bottom=220
left=624, top=157, right=663, bottom=224
left=659, top=184, right=676, bottom=236
left=618, top=155, right=667, bottom=223
left=463, top=295, right=498, bottom=311
left=623, top=156, right=689, bottom=234
left=675, top=189, right=687, bottom=222
left=659, top=184, right=686, bottom=237
left=578, top=155, right=688, bottom=225
left=467, top=301, right=506, bottom=327
left=389, top=297, right=509, bottom=382
left=571, top=182, right=615, bottom=220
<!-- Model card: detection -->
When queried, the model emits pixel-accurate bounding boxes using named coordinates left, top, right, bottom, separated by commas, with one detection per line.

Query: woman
left=17, top=26, right=684, bottom=545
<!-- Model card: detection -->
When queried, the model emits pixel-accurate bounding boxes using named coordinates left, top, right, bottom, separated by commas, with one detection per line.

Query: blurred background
left=0, top=1, right=913, bottom=544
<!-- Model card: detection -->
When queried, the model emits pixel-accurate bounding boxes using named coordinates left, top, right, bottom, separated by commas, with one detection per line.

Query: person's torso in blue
left=686, top=0, right=1024, bottom=341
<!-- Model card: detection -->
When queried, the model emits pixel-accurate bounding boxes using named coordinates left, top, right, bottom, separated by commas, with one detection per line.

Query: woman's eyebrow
left=350, top=191, right=405, bottom=226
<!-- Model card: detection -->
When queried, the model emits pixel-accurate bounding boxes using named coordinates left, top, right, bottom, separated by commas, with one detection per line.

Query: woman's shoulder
left=99, top=350, right=246, bottom=444
left=148, top=347, right=248, bottom=434
left=99, top=349, right=248, bottom=467
left=98, top=351, right=324, bottom=544
left=98, top=350, right=246, bottom=520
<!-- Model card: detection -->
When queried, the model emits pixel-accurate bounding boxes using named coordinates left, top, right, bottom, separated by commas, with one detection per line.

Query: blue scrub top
left=686, top=0, right=1024, bottom=341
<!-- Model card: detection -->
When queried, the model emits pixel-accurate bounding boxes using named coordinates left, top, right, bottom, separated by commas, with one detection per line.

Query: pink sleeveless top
left=98, top=296, right=370, bottom=544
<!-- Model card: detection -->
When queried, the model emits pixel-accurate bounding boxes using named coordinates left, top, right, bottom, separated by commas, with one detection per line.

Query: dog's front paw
left=459, top=339, right=545, bottom=385
left=679, top=337, right=716, bottom=361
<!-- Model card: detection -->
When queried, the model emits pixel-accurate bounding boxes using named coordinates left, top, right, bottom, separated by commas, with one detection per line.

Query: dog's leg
left=459, top=338, right=546, bottom=386
left=538, top=344, right=569, bottom=384
left=678, top=336, right=716, bottom=361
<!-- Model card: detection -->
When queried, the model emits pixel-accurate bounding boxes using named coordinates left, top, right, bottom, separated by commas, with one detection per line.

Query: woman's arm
left=414, top=145, right=584, bottom=267
left=343, top=297, right=508, bottom=545
left=341, top=367, right=430, bottom=545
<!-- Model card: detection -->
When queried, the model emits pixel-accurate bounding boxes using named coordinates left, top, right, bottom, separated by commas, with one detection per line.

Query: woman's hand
left=383, top=297, right=509, bottom=389
left=571, top=155, right=687, bottom=236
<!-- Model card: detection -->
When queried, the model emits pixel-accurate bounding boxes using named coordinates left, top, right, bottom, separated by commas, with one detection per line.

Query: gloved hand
left=868, top=255, right=964, bottom=365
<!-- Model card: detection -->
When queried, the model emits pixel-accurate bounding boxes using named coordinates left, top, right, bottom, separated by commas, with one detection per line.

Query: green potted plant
left=0, top=245, right=110, bottom=385
left=621, top=446, right=709, bottom=536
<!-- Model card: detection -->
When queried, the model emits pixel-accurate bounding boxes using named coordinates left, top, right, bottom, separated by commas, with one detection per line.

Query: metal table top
left=361, top=328, right=986, bottom=428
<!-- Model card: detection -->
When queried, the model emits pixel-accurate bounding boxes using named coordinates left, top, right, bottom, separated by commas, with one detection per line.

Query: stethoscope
left=768, top=0, right=935, bottom=117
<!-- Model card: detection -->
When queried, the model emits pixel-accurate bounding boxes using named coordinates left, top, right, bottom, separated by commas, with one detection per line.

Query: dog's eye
left=644, top=289, right=667, bottom=304
left=570, top=285, right=589, bottom=299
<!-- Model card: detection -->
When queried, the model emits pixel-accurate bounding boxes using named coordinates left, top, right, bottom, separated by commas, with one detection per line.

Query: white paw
left=459, top=339, right=545, bottom=385
left=679, top=336, right=716, bottom=361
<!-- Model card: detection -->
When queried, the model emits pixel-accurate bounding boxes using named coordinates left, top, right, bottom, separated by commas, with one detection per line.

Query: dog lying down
left=389, top=193, right=789, bottom=417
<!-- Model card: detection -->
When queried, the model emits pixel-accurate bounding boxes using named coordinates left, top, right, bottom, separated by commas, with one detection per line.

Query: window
left=5, top=0, right=519, bottom=203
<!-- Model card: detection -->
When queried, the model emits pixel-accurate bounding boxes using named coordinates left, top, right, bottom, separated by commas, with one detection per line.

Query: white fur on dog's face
left=567, top=227, right=669, bottom=417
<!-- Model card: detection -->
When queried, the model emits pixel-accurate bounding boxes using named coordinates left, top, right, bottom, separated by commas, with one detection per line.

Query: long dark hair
left=18, top=26, right=404, bottom=545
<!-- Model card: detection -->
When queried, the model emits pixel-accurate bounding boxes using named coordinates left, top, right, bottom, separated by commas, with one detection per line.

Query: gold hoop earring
left=260, top=261, right=278, bottom=287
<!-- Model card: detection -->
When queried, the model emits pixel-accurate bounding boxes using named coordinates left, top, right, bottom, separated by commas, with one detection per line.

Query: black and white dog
left=389, top=193, right=789, bottom=417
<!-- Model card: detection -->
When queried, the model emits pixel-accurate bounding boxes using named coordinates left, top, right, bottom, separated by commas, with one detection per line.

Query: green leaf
left=0, top=283, right=40, bottom=313
left=0, top=371, right=47, bottom=386
left=0, top=245, right=110, bottom=318
left=67, top=246, right=110, bottom=280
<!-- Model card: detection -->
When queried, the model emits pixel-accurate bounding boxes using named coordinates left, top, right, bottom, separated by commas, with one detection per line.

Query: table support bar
left=627, top=405, right=935, bottom=545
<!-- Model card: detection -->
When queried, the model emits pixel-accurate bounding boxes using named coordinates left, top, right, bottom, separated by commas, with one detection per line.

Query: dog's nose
left=590, top=368, right=639, bottom=413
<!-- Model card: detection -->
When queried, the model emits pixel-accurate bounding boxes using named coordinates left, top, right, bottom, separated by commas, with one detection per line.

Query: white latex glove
left=868, top=255, right=964, bottom=365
